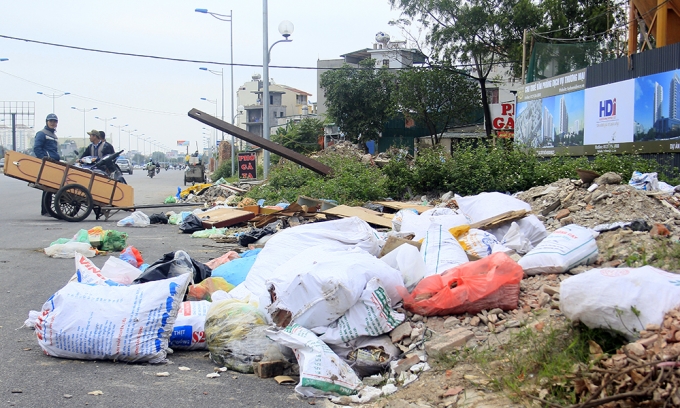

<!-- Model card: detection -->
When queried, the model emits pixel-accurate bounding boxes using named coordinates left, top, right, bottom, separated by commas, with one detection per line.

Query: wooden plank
left=469, top=209, right=528, bottom=230
left=187, top=109, right=333, bottom=176
left=198, top=207, right=255, bottom=228
left=373, top=201, right=433, bottom=214
left=321, top=205, right=393, bottom=228
left=3, top=150, right=134, bottom=208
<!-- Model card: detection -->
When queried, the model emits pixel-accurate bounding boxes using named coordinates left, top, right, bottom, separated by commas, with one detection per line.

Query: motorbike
left=76, top=150, right=127, bottom=184
left=147, top=164, right=156, bottom=178
left=156, top=165, right=161, bottom=175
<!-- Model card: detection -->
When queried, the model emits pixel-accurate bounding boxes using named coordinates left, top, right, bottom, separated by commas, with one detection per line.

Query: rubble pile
left=516, top=176, right=680, bottom=232
left=311, top=140, right=365, bottom=159
left=571, top=307, right=680, bottom=407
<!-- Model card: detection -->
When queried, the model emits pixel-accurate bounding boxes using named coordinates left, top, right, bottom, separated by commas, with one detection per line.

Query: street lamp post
left=71, top=106, right=98, bottom=148
left=263, top=4, right=294, bottom=178
left=110, top=123, right=128, bottom=151
left=121, top=128, right=137, bottom=154
left=94, top=115, right=116, bottom=145
left=195, top=7, right=235, bottom=177
left=37, top=92, right=70, bottom=114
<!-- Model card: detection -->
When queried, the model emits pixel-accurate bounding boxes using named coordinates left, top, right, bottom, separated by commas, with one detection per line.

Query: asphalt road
left=0, top=167, right=311, bottom=407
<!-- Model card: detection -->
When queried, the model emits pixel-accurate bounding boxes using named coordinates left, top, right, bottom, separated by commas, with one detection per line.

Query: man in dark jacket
left=99, top=130, right=116, bottom=155
left=81, top=129, right=114, bottom=160
left=33, top=113, right=61, bottom=216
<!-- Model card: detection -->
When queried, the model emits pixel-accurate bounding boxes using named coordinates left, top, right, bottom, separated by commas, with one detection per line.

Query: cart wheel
left=42, top=192, right=62, bottom=220
left=54, top=184, right=93, bottom=222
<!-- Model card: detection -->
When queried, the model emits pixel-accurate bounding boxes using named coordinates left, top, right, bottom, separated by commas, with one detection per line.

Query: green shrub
left=210, top=159, right=233, bottom=181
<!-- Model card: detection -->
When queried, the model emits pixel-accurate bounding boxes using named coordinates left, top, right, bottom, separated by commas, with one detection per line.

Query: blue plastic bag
left=211, top=255, right=258, bottom=286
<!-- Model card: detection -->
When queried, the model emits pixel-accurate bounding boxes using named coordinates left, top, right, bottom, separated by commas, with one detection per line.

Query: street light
left=71, top=106, right=98, bottom=147
left=121, top=128, right=137, bottom=153
left=110, top=123, right=128, bottom=151
left=0, top=58, right=7, bottom=61
left=263, top=6, right=294, bottom=178
left=94, top=115, right=116, bottom=144
left=37, top=92, right=70, bottom=114
left=195, top=7, right=235, bottom=178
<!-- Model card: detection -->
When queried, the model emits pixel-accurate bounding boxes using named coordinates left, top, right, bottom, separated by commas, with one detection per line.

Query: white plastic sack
left=561, top=266, right=680, bottom=340
left=518, top=224, right=598, bottom=275
left=458, top=229, right=499, bottom=259
left=421, top=224, right=468, bottom=276
left=313, top=278, right=405, bottom=345
left=455, top=192, right=531, bottom=223
left=380, top=243, right=427, bottom=291
left=398, top=210, right=430, bottom=240
left=266, top=246, right=404, bottom=329
left=117, top=210, right=151, bottom=227
left=240, top=217, right=382, bottom=307
left=489, top=215, right=548, bottom=247
left=44, top=242, right=96, bottom=258
left=267, top=324, right=362, bottom=397
left=629, top=171, right=659, bottom=191
left=391, top=208, right=419, bottom=232
left=429, top=214, right=471, bottom=232
left=73, top=253, right=123, bottom=286
left=169, top=300, right=210, bottom=350
left=420, top=207, right=457, bottom=217
left=499, top=222, right=533, bottom=254
left=35, top=274, right=190, bottom=363
left=100, top=256, right=142, bottom=285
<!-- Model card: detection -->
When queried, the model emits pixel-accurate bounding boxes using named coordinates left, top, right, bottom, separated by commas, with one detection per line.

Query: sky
left=634, top=69, right=680, bottom=130
left=0, top=0, right=408, bottom=154
left=544, top=90, right=584, bottom=133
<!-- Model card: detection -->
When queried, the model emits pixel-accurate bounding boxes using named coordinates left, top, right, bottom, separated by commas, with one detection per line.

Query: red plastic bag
left=119, top=246, right=144, bottom=268
left=400, top=252, right=523, bottom=316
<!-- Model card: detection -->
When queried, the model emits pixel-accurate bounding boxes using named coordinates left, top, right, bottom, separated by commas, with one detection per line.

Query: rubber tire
left=54, top=184, right=93, bottom=222
left=42, top=192, right=61, bottom=220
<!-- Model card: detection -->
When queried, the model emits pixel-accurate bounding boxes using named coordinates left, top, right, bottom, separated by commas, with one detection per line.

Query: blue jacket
left=34, top=126, right=61, bottom=160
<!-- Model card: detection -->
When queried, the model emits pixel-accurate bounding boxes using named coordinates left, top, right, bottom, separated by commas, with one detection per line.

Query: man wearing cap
left=80, top=129, right=114, bottom=160
left=34, top=113, right=61, bottom=216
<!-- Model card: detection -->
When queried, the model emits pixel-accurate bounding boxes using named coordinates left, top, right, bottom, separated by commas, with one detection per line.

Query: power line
left=531, top=0, right=629, bottom=37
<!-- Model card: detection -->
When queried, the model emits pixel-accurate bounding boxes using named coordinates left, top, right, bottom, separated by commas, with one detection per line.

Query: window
left=486, top=88, right=499, bottom=104
left=382, top=59, right=390, bottom=67
left=296, top=95, right=307, bottom=105
left=280, top=112, right=284, bottom=118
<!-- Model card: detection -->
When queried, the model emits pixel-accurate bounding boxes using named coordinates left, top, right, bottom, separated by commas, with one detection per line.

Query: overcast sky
left=0, top=0, right=408, bottom=153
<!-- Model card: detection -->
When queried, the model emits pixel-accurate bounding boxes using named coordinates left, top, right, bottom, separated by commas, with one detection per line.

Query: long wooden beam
left=188, top=108, right=333, bottom=176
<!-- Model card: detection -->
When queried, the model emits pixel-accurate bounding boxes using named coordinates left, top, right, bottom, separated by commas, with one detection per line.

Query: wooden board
left=3, top=150, right=134, bottom=208
left=321, top=205, right=393, bottom=228
left=469, top=209, right=528, bottom=230
left=198, top=207, right=255, bottom=228
left=373, top=201, right=433, bottom=214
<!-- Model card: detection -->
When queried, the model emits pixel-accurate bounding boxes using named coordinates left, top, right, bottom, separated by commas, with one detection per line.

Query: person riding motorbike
left=146, top=160, right=156, bottom=178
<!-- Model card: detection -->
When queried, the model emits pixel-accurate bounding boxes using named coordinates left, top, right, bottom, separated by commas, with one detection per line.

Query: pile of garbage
left=25, top=169, right=680, bottom=405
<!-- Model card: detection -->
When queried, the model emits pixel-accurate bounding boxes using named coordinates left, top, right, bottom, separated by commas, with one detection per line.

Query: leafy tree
left=272, top=117, right=323, bottom=154
left=389, top=0, right=542, bottom=137
left=320, top=59, right=396, bottom=144
left=394, top=67, right=481, bottom=145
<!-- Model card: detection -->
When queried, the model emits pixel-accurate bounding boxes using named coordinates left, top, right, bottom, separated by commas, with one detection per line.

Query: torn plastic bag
left=100, top=256, right=142, bottom=285
left=205, top=298, right=275, bottom=373
left=233, top=217, right=382, bottom=306
left=133, top=250, right=212, bottom=285
left=238, top=220, right=282, bottom=247
left=179, top=214, right=204, bottom=234
left=116, top=210, right=150, bottom=227
left=205, top=251, right=240, bottom=270
left=149, top=212, right=169, bottom=224
left=329, top=335, right=400, bottom=377
left=489, top=215, right=547, bottom=248
left=266, top=245, right=404, bottom=329
left=266, top=324, right=361, bottom=397
left=119, top=245, right=144, bottom=268
left=498, top=222, right=533, bottom=254
left=35, top=274, right=190, bottom=363
left=312, top=278, right=405, bottom=345
left=401, top=252, right=524, bottom=316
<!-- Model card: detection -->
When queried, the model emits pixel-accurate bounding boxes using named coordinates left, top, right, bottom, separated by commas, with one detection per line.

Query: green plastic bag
left=50, top=238, right=71, bottom=246
left=164, top=196, right=177, bottom=204
left=73, top=229, right=90, bottom=243
left=100, top=230, right=129, bottom=252
left=169, top=213, right=182, bottom=225
left=191, top=227, right=227, bottom=238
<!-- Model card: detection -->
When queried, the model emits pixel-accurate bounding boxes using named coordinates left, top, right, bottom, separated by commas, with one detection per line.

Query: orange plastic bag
left=400, top=252, right=523, bottom=316
left=187, top=277, right=235, bottom=301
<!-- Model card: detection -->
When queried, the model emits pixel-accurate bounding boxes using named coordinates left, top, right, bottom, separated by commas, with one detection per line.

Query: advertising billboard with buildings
left=516, top=67, right=680, bottom=155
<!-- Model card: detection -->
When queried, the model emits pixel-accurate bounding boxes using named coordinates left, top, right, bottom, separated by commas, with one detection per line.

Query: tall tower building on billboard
left=654, top=82, right=663, bottom=124
left=542, top=107, right=553, bottom=143
left=559, top=96, right=569, bottom=135
left=670, top=74, right=680, bottom=120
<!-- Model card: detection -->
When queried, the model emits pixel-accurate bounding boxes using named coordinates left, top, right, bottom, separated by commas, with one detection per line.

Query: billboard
left=516, top=67, right=680, bottom=155
left=177, top=140, right=190, bottom=146
left=490, top=102, right=515, bottom=138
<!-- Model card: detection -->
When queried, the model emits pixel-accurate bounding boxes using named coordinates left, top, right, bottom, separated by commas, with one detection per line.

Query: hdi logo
left=599, top=99, right=616, bottom=118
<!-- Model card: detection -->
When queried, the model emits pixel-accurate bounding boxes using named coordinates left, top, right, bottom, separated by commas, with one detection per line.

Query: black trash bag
left=179, top=214, right=204, bottom=233
left=627, top=219, right=652, bottom=232
left=149, top=212, right=169, bottom=224
left=238, top=220, right=282, bottom=246
left=133, top=250, right=212, bottom=285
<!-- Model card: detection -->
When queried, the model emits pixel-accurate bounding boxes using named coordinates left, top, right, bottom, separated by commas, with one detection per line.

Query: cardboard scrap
left=469, top=209, right=528, bottom=230
left=321, top=205, right=393, bottom=228
left=274, top=375, right=297, bottom=385
left=373, top=201, right=433, bottom=214
left=198, top=207, right=255, bottom=229
left=379, top=235, right=422, bottom=258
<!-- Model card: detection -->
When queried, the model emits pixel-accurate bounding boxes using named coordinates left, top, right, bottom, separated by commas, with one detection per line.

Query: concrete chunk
left=390, top=322, right=412, bottom=343
left=425, top=328, right=475, bottom=354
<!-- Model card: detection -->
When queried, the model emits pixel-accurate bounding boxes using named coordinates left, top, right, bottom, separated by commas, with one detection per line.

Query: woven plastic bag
left=401, top=252, right=524, bottom=316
